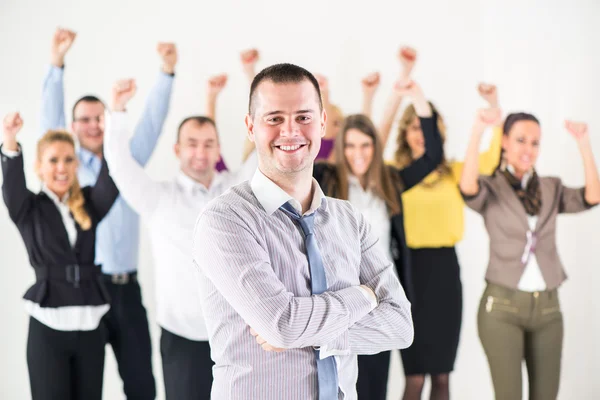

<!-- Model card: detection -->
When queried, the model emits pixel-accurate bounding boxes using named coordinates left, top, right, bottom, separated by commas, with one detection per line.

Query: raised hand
left=240, top=48, right=260, bottom=82
left=157, top=42, right=178, bottom=75
left=250, top=328, right=286, bottom=353
left=472, top=107, right=502, bottom=133
left=361, top=72, right=381, bottom=98
left=51, top=28, right=76, bottom=67
left=565, top=120, right=589, bottom=144
left=398, top=46, right=417, bottom=78
left=313, top=73, right=330, bottom=104
left=207, top=74, right=228, bottom=98
left=111, top=79, right=137, bottom=112
left=394, top=78, right=431, bottom=117
left=478, top=83, right=498, bottom=107
left=3, top=112, right=24, bottom=139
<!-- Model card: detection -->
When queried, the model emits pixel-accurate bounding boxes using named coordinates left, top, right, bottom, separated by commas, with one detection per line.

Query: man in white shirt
left=104, top=77, right=256, bottom=400
left=192, top=63, right=414, bottom=399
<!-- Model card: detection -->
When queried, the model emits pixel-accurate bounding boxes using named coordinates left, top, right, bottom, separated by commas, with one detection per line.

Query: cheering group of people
left=2, top=27, right=598, bottom=400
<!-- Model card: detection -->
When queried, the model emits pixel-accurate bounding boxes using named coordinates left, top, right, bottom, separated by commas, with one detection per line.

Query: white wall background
left=1, top=0, right=599, bottom=398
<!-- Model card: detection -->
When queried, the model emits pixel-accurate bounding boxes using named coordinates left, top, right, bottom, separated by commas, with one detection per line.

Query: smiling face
left=502, top=120, right=541, bottom=177
left=71, top=100, right=105, bottom=156
left=174, top=119, right=221, bottom=184
left=246, top=79, right=326, bottom=180
left=405, top=116, right=425, bottom=159
left=36, top=140, right=78, bottom=199
left=343, top=128, right=374, bottom=179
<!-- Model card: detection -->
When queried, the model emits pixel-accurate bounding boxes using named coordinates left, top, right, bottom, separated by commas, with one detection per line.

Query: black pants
left=160, top=328, right=214, bottom=400
left=356, top=351, right=391, bottom=400
left=27, top=316, right=106, bottom=400
left=103, top=278, right=155, bottom=399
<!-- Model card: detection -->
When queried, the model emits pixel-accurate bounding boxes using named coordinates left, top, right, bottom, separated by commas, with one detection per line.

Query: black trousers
left=27, top=316, right=106, bottom=400
left=356, top=351, right=391, bottom=400
left=103, top=278, right=156, bottom=399
left=160, top=328, right=214, bottom=400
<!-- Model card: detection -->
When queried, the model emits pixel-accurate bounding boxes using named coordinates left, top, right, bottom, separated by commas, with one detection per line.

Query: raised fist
left=111, top=79, right=137, bottom=112
left=473, top=107, right=502, bottom=132
left=157, top=43, right=178, bottom=74
left=2, top=112, right=24, bottom=140
left=240, top=48, right=259, bottom=65
left=51, top=28, right=76, bottom=67
left=398, top=46, right=417, bottom=77
left=393, top=78, right=423, bottom=99
left=478, top=83, right=498, bottom=107
left=565, top=120, right=589, bottom=142
left=207, top=74, right=228, bottom=97
left=361, top=72, right=381, bottom=97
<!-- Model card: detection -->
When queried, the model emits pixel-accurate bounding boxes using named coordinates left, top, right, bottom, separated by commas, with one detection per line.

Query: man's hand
left=111, top=79, right=137, bottom=112
left=207, top=74, right=228, bottom=99
left=51, top=28, right=76, bottom=68
left=250, top=328, right=286, bottom=353
left=157, top=42, right=178, bottom=75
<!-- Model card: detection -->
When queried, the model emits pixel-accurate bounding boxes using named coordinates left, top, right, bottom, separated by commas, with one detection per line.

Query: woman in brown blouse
left=459, top=109, right=600, bottom=400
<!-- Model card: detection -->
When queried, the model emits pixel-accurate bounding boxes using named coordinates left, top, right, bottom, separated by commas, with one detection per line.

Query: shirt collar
left=77, top=146, right=99, bottom=167
left=176, top=170, right=223, bottom=194
left=250, top=168, right=327, bottom=216
left=41, top=184, right=69, bottom=206
left=506, top=164, right=531, bottom=188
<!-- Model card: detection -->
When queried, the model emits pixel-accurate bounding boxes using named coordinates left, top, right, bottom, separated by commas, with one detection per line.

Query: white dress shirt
left=347, top=175, right=394, bottom=264
left=192, top=168, right=413, bottom=400
left=105, top=112, right=256, bottom=340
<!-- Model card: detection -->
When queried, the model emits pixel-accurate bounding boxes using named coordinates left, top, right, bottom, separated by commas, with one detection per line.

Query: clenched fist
left=51, top=28, right=76, bottom=67
left=207, top=74, right=228, bottom=98
left=398, top=46, right=417, bottom=77
left=478, top=83, right=498, bottom=108
left=157, top=43, right=178, bottom=75
left=361, top=72, right=381, bottom=98
left=111, top=79, right=137, bottom=112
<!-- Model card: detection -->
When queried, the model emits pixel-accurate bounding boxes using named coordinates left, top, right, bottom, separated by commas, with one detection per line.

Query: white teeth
left=280, top=145, right=301, bottom=151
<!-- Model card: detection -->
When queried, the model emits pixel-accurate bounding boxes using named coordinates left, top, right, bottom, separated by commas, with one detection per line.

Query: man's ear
left=245, top=114, right=256, bottom=143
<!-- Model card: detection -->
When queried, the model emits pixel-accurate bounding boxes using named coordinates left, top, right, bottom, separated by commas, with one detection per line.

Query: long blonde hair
left=333, top=114, right=401, bottom=215
left=37, top=131, right=91, bottom=230
left=394, top=103, right=452, bottom=177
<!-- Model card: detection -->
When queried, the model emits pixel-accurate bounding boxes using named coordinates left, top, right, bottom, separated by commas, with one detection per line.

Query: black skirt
left=400, top=247, right=462, bottom=375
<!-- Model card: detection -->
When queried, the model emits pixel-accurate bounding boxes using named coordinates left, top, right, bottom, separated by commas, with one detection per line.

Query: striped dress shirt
left=193, top=169, right=414, bottom=399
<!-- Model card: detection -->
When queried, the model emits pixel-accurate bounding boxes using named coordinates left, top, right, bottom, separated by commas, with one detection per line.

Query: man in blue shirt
left=40, top=28, right=176, bottom=400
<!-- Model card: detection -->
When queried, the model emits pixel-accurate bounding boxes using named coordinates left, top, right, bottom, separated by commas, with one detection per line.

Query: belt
left=33, top=264, right=101, bottom=288
left=102, top=272, right=137, bottom=285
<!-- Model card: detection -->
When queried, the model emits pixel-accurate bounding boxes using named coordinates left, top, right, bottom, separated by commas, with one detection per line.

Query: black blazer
left=1, top=145, right=119, bottom=307
left=313, top=113, right=443, bottom=302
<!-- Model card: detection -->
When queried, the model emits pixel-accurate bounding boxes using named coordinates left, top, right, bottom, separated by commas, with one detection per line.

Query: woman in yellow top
left=378, top=76, right=502, bottom=399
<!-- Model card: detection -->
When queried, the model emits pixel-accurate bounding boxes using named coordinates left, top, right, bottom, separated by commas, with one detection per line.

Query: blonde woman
left=1, top=112, right=118, bottom=400
left=379, top=82, right=502, bottom=400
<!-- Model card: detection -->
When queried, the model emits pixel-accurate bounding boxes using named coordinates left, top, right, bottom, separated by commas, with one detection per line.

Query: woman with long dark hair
left=314, top=79, right=443, bottom=400
left=459, top=109, right=600, bottom=399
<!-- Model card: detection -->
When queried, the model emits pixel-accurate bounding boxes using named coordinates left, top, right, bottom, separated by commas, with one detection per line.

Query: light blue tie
left=280, top=201, right=339, bottom=400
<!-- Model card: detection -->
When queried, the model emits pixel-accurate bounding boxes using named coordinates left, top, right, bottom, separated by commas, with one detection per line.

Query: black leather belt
left=102, top=272, right=137, bottom=285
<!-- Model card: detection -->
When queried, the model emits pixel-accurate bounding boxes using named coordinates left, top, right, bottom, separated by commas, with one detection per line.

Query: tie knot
left=279, top=201, right=315, bottom=236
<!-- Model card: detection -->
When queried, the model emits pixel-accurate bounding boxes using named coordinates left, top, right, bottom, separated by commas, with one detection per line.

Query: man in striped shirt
left=193, top=63, right=414, bottom=399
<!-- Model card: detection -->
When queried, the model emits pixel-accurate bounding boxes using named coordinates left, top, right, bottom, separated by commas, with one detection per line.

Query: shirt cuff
left=0, top=145, right=21, bottom=157
left=355, top=286, right=378, bottom=310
